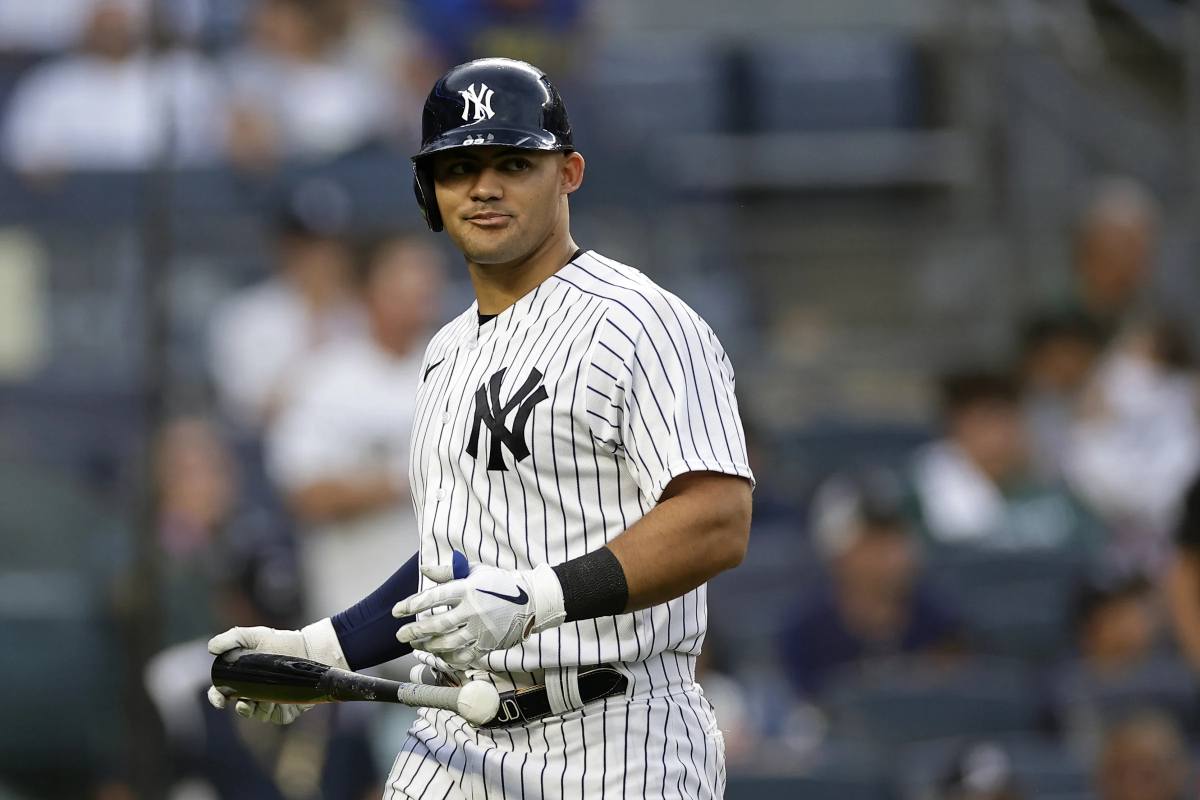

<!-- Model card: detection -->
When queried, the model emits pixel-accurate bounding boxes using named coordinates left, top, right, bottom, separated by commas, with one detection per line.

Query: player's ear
left=560, top=152, right=585, bottom=195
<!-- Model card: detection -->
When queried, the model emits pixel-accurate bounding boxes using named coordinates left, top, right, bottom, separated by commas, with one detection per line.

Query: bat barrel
left=212, top=650, right=337, bottom=704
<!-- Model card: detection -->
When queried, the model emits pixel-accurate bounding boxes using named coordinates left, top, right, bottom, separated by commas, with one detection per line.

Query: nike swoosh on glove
left=392, top=558, right=566, bottom=670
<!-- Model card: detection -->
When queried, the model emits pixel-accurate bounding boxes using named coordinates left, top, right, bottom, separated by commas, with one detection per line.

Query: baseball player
left=208, top=57, right=754, bottom=799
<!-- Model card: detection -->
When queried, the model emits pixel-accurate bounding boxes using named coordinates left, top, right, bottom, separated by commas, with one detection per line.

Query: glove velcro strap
left=301, top=618, right=351, bottom=671
left=527, top=563, right=566, bottom=634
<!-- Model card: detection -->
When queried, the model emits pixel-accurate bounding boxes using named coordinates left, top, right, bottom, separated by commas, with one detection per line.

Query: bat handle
left=397, top=680, right=500, bottom=726
left=452, top=550, right=469, bottom=579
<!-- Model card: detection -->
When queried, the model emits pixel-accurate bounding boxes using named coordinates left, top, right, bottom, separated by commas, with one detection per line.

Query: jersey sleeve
left=585, top=301, right=755, bottom=503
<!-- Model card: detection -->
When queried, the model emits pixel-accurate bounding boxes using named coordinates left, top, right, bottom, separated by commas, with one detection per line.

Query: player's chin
left=457, top=230, right=527, bottom=264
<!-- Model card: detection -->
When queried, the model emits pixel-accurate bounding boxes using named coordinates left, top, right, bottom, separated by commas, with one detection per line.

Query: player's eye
left=501, top=158, right=532, bottom=172
left=445, top=161, right=474, bottom=176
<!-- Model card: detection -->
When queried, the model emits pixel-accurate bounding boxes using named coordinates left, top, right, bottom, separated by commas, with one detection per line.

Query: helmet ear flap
left=412, top=162, right=442, bottom=232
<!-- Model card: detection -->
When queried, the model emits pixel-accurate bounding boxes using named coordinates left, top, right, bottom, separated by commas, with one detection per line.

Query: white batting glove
left=206, top=619, right=348, bottom=725
left=393, top=560, right=566, bottom=670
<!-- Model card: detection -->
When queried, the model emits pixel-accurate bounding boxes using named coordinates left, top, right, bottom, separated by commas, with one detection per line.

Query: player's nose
left=468, top=167, right=504, bottom=202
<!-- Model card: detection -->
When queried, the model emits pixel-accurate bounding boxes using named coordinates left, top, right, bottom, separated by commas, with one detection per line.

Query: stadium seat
left=782, top=420, right=933, bottom=504
left=579, top=34, right=727, bottom=147
left=1053, top=656, right=1200, bottom=735
left=823, top=657, right=1041, bottom=746
left=747, top=34, right=925, bottom=132
left=925, top=546, right=1089, bottom=661
left=727, top=740, right=893, bottom=800
left=727, top=774, right=891, bottom=800
left=0, top=463, right=127, bottom=780
left=708, top=532, right=817, bottom=654
left=895, top=734, right=1093, bottom=800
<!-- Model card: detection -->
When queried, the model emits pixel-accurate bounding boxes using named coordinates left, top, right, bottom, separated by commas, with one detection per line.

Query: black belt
left=480, top=665, right=628, bottom=728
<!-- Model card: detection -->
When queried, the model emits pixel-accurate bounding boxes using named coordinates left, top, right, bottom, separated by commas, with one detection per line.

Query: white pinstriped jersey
left=408, top=250, right=754, bottom=675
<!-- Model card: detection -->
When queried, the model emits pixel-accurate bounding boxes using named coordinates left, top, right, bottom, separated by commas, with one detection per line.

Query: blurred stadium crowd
left=3, top=1, right=1200, bottom=799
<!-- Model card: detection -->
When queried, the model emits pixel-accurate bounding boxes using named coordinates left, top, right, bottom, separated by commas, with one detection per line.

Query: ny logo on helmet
left=460, top=83, right=495, bottom=122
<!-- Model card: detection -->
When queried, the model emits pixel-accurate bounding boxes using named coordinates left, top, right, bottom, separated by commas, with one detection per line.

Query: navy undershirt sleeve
left=331, top=552, right=420, bottom=671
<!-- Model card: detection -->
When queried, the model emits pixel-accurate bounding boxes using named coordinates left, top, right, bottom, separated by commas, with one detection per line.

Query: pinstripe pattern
left=385, top=684, right=726, bottom=799
left=397, top=251, right=750, bottom=798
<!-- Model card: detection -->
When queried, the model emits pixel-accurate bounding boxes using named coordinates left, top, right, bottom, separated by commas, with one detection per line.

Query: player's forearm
left=1166, top=552, right=1200, bottom=672
left=288, top=475, right=404, bottom=523
left=331, top=552, right=421, bottom=669
left=604, top=472, right=752, bottom=613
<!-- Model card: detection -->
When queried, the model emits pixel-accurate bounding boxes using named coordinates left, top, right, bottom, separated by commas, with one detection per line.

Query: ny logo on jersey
left=467, top=367, right=548, bottom=471
left=460, top=83, right=495, bottom=122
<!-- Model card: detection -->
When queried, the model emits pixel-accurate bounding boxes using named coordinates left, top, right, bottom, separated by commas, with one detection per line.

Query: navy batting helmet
left=411, top=58, right=573, bottom=232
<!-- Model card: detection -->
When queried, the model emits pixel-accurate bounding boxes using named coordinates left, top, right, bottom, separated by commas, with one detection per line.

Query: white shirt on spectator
left=267, top=336, right=422, bottom=617
left=1067, top=350, right=1200, bottom=561
left=3, top=49, right=226, bottom=171
left=208, top=277, right=365, bottom=430
left=0, top=0, right=99, bottom=51
left=223, top=47, right=394, bottom=160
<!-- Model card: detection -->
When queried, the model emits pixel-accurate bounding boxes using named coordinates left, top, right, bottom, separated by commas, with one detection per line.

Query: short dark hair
left=1070, top=570, right=1150, bottom=635
left=938, top=369, right=1020, bottom=418
left=1018, top=310, right=1105, bottom=359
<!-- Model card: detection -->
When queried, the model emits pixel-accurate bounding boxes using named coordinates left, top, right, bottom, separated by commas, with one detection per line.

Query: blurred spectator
left=266, top=235, right=444, bottom=616
left=778, top=469, right=961, bottom=698
left=155, top=416, right=235, bottom=645
left=1049, top=570, right=1187, bottom=757
left=208, top=178, right=366, bottom=431
left=1069, top=572, right=1159, bottom=678
left=1069, top=176, right=1160, bottom=344
left=937, top=740, right=1025, bottom=800
left=324, top=0, right=442, bottom=141
left=1165, top=472, right=1200, bottom=673
left=222, top=0, right=398, bottom=168
left=2, top=0, right=227, bottom=174
left=0, top=0, right=99, bottom=52
left=408, top=0, right=589, bottom=79
left=155, top=416, right=306, bottom=645
left=145, top=504, right=382, bottom=800
left=1018, top=310, right=1105, bottom=481
left=909, top=370, right=1106, bottom=552
left=1094, top=710, right=1190, bottom=800
left=1066, top=321, right=1200, bottom=571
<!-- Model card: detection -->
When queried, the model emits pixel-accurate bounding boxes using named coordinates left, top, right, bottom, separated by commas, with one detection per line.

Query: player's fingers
left=397, top=605, right=471, bottom=643
left=440, top=647, right=478, bottom=671
left=208, top=627, right=250, bottom=655
left=207, top=686, right=228, bottom=710
left=393, top=583, right=464, bottom=617
left=251, top=701, right=277, bottom=723
left=420, top=563, right=455, bottom=583
left=419, top=626, right=478, bottom=655
left=234, top=699, right=257, bottom=718
left=269, top=705, right=296, bottom=725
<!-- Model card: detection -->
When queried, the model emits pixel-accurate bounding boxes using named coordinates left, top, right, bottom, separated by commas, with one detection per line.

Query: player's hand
left=206, top=620, right=348, bottom=725
left=393, top=558, right=566, bottom=670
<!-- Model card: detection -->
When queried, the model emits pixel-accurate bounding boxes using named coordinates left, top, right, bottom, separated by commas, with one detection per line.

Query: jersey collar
left=462, top=248, right=590, bottom=347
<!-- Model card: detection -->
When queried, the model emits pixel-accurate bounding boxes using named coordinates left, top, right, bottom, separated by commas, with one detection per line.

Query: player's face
left=431, top=147, right=583, bottom=266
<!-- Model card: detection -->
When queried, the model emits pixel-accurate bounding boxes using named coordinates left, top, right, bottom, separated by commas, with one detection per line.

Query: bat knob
left=456, top=681, right=500, bottom=725
left=452, top=550, right=469, bottom=580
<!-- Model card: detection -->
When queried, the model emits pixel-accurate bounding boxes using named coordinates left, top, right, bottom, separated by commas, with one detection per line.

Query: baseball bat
left=211, top=649, right=500, bottom=725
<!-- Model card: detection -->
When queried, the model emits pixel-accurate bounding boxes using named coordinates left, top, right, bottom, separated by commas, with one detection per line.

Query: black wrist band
left=552, top=546, right=630, bottom=622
